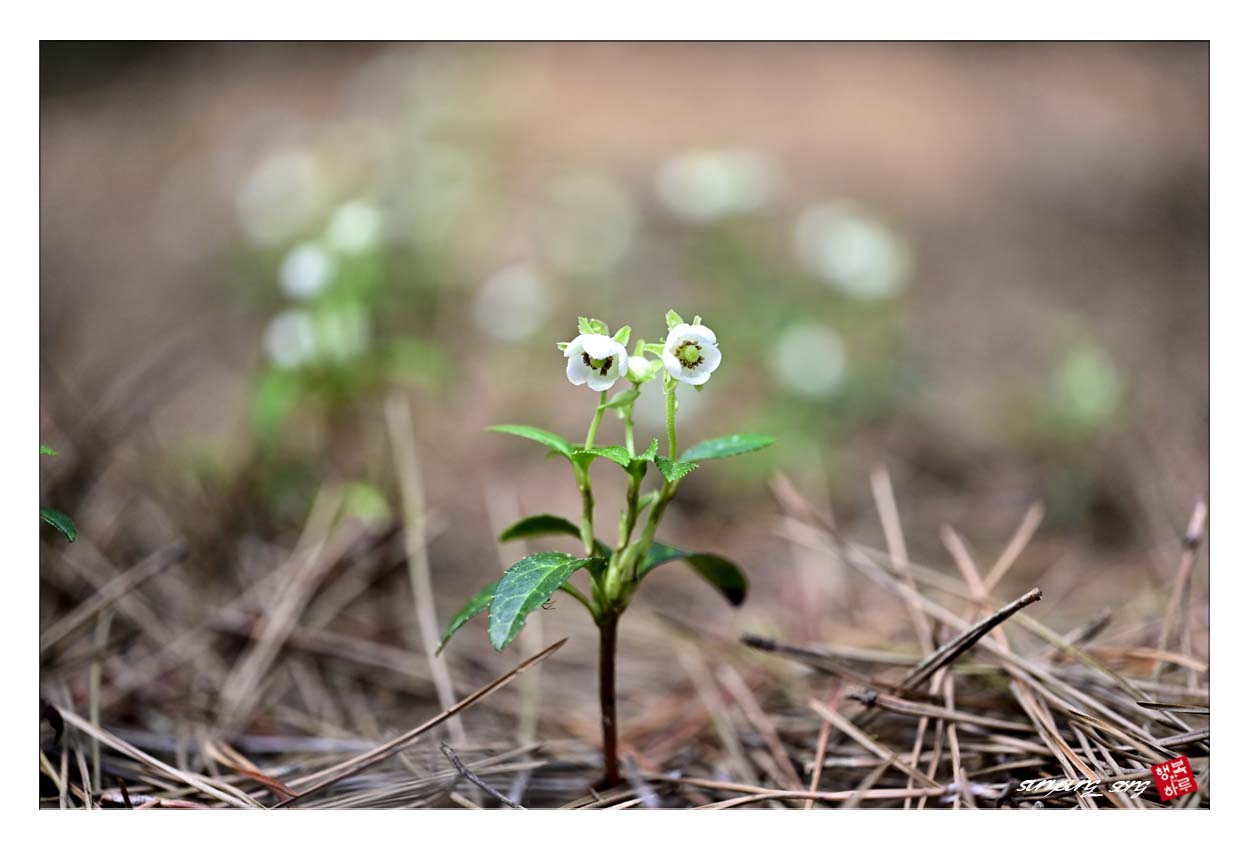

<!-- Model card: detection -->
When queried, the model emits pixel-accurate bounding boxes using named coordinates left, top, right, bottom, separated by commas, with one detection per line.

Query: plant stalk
left=597, top=613, right=621, bottom=787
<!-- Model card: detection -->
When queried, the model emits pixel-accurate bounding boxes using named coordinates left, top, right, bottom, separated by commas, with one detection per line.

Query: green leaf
left=578, top=317, right=609, bottom=336
left=612, top=325, right=631, bottom=346
left=499, top=513, right=581, bottom=543
left=40, top=507, right=77, bottom=542
left=655, top=456, right=698, bottom=483
left=39, top=445, right=56, bottom=456
left=572, top=444, right=633, bottom=470
left=665, top=309, right=684, bottom=330
left=497, top=514, right=610, bottom=564
left=604, top=387, right=640, bottom=410
left=487, top=425, right=573, bottom=458
left=489, top=552, right=598, bottom=650
left=638, top=542, right=748, bottom=606
left=679, top=433, right=776, bottom=463
left=635, top=438, right=659, bottom=463
left=251, top=369, right=304, bottom=440
left=437, top=579, right=498, bottom=654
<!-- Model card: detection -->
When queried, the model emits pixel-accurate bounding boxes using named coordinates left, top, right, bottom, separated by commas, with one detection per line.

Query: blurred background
left=39, top=42, right=1208, bottom=784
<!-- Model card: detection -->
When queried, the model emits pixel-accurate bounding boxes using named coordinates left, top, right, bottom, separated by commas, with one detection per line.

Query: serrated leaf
left=665, top=309, right=684, bottom=330
left=40, top=445, right=56, bottom=456
left=489, top=553, right=598, bottom=650
left=635, top=438, right=659, bottom=463
left=638, top=542, right=748, bottom=606
left=573, top=445, right=633, bottom=470
left=655, top=456, right=698, bottom=483
left=488, top=425, right=573, bottom=458
left=40, top=507, right=77, bottom=542
left=436, top=579, right=498, bottom=654
left=604, top=387, right=640, bottom=410
left=612, top=325, right=631, bottom=346
left=679, top=433, right=776, bottom=463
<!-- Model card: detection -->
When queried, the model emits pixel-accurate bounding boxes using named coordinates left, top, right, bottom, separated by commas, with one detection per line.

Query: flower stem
left=623, top=406, right=636, bottom=456
left=585, top=390, right=608, bottom=450
left=557, top=582, right=598, bottom=619
left=577, top=391, right=608, bottom=559
left=597, top=613, right=621, bottom=787
left=665, top=380, right=678, bottom=460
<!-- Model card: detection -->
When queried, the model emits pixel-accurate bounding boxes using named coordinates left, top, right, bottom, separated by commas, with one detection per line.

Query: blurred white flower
left=662, top=322, right=722, bottom=386
left=279, top=242, right=336, bottom=301
left=264, top=309, right=318, bottom=369
left=315, top=303, right=372, bottom=362
left=473, top=265, right=551, bottom=341
left=564, top=332, right=630, bottom=392
left=236, top=149, right=324, bottom=246
left=769, top=323, right=846, bottom=397
left=794, top=201, right=912, bottom=299
left=1050, top=342, right=1122, bottom=428
left=326, top=200, right=384, bottom=254
left=655, top=148, right=776, bottom=223
left=540, top=177, right=637, bottom=276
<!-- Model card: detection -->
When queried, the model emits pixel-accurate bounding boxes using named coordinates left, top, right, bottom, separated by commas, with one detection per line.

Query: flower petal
left=586, top=370, right=619, bottom=391
left=686, top=324, right=718, bottom=346
left=700, top=343, right=723, bottom=372
left=566, top=355, right=590, bottom=386
left=684, top=368, right=713, bottom=386
left=610, top=342, right=630, bottom=375
left=564, top=334, right=587, bottom=359
left=581, top=333, right=617, bottom=359
left=662, top=349, right=683, bottom=380
left=664, top=324, right=692, bottom=352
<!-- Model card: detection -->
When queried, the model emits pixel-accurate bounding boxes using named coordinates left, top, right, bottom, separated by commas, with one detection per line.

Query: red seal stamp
left=1150, top=756, right=1197, bottom=801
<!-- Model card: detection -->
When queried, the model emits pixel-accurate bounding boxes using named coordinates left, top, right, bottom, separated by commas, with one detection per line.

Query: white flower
left=326, top=200, right=384, bottom=254
left=279, top=242, right=335, bottom=300
left=655, top=148, right=776, bottom=224
left=564, top=333, right=630, bottom=391
left=264, top=309, right=318, bottom=369
left=794, top=201, right=912, bottom=300
left=769, top=323, right=846, bottom=397
left=473, top=265, right=550, bottom=342
left=662, top=323, right=722, bottom=386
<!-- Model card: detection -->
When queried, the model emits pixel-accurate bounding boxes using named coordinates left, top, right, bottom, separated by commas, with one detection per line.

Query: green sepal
left=579, top=317, right=609, bottom=336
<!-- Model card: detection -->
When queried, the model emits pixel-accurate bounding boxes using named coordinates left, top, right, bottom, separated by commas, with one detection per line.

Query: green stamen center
left=582, top=351, right=615, bottom=377
left=677, top=341, right=704, bottom=368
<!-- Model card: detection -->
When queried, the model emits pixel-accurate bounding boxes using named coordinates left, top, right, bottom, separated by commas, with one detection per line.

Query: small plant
left=439, top=310, right=774, bottom=786
left=39, top=445, right=76, bottom=542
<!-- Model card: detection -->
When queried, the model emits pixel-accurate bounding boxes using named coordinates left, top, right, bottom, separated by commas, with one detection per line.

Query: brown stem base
left=597, top=613, right=621, bottom=788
